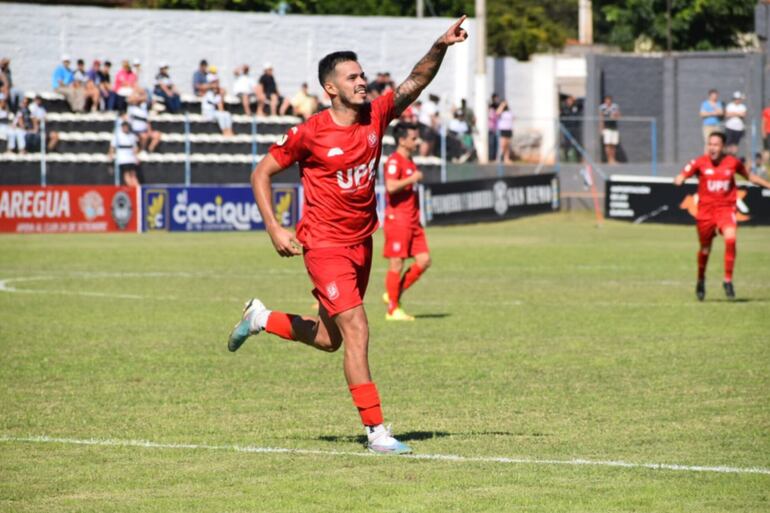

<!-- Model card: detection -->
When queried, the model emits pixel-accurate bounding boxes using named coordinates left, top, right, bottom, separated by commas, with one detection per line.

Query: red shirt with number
left=269, top=91, right=397, bottom=249
left=680, top=154, right=748, bottom=217
left=384, top=151, right=420, bottom=227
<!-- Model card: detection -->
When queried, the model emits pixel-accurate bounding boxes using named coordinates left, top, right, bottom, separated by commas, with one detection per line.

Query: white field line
left=1, top=435, right=768, bottom=476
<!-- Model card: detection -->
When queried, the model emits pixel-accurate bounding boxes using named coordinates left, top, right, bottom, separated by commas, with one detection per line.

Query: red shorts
left=383, top=222, right=429, bottom=258
left=696, top=207, right=736, bottom=245
left=303, top=237, right=372, bottom=317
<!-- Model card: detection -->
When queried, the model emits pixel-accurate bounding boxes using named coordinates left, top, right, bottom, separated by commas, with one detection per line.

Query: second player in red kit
left=382, top=123, right=431, bottom=321
left=227, top=17, right=469, bottom=454
left=674, top=131, right=770, bottom=300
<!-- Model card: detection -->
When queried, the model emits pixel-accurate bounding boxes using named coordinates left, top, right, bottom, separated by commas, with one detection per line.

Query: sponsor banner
left=605, top=175, right=770, bottom=225
left=142, top=184, right=298, bottom=232
left=0, top=185, right=139, bottom=233
left=422, top=174, right=559, bottom=225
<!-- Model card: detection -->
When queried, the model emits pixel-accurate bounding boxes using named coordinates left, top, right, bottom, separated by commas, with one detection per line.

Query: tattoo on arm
left=394, top=40, right=448, bottom=115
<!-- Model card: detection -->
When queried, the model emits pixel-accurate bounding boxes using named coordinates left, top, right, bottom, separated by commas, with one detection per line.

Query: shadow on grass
left=315, top=430, right=524, bottom=445
left=708, top=298, right=765, bottom=303
left=413, top=313, right=451, bottom=319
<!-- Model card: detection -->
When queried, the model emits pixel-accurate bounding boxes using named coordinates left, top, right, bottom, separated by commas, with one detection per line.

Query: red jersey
left=269, top=91, right=397, bottom=248
left=680, top=154, right=748, bottom=211
left=384, top=151, right=420, bottom=226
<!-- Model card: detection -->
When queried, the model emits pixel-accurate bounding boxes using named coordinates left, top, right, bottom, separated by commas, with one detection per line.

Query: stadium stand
left=1, top=93, right=443, bottom=185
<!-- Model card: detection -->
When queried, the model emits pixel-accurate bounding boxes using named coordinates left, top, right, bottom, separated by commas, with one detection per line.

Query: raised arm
left=251, top=154, right=301, bottom=257
left=393, top=15, right=468, bottom=115
left=748, top=172, right=770, bottom=189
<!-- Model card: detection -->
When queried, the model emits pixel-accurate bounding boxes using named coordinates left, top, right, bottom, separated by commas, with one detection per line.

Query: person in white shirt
left=202, top=76, right=233, bottom=136
left=127, top=87, right=161, bottom=152
left=418, top=94, right=440, bottom=156
left=0, top=95, right=18, bottom=153
left=233, top=65, right=259, bottom=116
left=28, top=95, right=59, bottom=152
left=108, top=121, right=142, bottom=187
left=496, top=100, right=515, bottom=164
left=724, top=91, right=747, bottom=155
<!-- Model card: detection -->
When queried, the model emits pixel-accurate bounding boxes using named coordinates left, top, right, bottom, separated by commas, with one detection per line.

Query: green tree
left=487, top=0, right=576, bottom=60
left=594, top=0, right=756, bottom=51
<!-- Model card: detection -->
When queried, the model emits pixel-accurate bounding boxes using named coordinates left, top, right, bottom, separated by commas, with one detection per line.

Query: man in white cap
left=257, top=62, right=290, bottom=117
left=52, top=54, right=85, bottom=112
left=724, top=91, right=747, bottom=155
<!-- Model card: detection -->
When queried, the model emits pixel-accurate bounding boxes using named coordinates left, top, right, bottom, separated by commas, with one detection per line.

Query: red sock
left=265, top=311, right=298, bottom=341
left=724, top=238, right=736, bottom=282
left=400, top=263, right=426, bottom=293
left=697, top=249, right=710, bottom=281
left=349, top=382, right=383, bottom=426
left=386, top=270, right=401, bottom=313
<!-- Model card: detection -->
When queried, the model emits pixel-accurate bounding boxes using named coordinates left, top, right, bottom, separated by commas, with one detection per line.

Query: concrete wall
left=0, top=2, right=475, bottom=105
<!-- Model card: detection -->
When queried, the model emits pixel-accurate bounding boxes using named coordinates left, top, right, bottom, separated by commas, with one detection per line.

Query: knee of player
left=417, top=255, right=432, bottom=270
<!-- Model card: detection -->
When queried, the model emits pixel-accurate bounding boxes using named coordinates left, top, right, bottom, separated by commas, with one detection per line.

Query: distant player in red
left=674, top=131, right=770, bottom=300
left=227, top=17, right=469, bottom=454
left=382, top=122, right=430, bottom=321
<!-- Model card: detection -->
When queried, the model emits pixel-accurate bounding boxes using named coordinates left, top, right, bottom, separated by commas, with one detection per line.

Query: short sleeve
left=268, top=124, right=309, bottom=169
left=734, top=158, right=749, bottom=179
left=372, top=90, right=396, bottom=130
left=384, top=157, right=401, bottom=181
left=680, top=158, right=699, bottom=179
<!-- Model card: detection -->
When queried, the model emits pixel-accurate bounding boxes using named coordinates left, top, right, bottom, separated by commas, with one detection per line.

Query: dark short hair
left=318, top=51, right=358, bottom=87
left=104, top=60, right=112, bottom=66
left=709, top=131, right=726, bottom=144
left=393, top=122, right=418, bottom=144
left=77, top=59, right=84, bottom=65
left=199, top=59, right=208, bottom=66
left=708, top=89, right=718, bottom=95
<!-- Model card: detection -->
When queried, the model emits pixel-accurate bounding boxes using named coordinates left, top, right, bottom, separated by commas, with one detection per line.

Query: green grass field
left=1, top=212, right=769, bottom=512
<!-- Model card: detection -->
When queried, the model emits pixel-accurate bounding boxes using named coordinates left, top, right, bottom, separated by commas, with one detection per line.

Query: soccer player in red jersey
left=382, top=122, right=430, bottom=321
left=674, top=131, right=770, bottom=300
left=227, top=17, right=469, bottom=454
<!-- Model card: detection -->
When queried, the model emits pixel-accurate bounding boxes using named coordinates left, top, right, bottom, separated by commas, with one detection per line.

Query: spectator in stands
left=52, top=55, right=86, bottom=112
left=108, top=120, right=142, bottom=187
left=29, top=95, right=60, bottom=152
left=496, top=99, right=514, bottom=164
left=0, top=96, right=16, bottom=153
left=113, top=60, right=137, bottom=112
left=6, top=105, right=27, bottom=153
left=202, top=75, right=234, bottom=136
left=559, top=95, right=583, bottom=162
left=488, top=93, right=500, bottom=161
left=154, top=63, right=181, bottom=113
left=290, top=82, right=318, bottom=120
left=73, top=59, right=100, bottom=113
left=0, top=58, right=22, bottom=112
left=418, top=94, right=440, bottom=156
left=599, top=95, right=621, bottom=165
left=127, top=87, right=161, bottom=152
left=233, top=65, right=259, bottom=116
left=98, top=61, right=119, bottom=111
left=257, top=63, right=290, bottom=116
left=86, top=59, right=104, bottom=111
left=449, top=108, right=474, bottom=162
left=724, top=91, right=747, bottom=156
left=193, top=59, right=211, bottom=97
left=700, top=89, right=723, bottom=153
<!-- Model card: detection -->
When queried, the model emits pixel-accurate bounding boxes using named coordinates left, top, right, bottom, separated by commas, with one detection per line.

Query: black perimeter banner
left=423, top=173, right=559, bottom=225
left=605, top=175, right=770, bottom=225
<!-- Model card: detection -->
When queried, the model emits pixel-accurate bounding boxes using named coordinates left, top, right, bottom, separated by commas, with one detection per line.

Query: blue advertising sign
left=142, top=185, right=298, bottom=232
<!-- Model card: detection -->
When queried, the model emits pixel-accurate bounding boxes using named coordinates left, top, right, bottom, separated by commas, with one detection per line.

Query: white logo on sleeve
left=327, top=147, right=344, bottom=157
left=387, top=163, right=398, bottom=175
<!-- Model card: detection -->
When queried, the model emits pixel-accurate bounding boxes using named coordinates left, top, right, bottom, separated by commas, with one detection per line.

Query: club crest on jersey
left=392, top=241, right=401, bottom=252
left=367, top=132, right=378, bottom=148
left=337, top=157, right=377, bottom=191
left=326, top=281, right=340, bottom=300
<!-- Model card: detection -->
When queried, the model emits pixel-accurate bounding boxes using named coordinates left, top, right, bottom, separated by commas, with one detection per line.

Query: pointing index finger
left=451, top=14, right=467, bottom=31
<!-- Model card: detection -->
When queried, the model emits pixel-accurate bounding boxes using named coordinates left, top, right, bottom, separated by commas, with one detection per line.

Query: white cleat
left=227, top=298, right=270, bottom=352
left=366, top=424, right=412, bottom=455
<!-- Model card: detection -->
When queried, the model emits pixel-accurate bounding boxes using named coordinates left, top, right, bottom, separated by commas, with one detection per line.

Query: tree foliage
left=487, top=0, right=576, bottom=59
left=594, top=0, right=757, bottom=52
